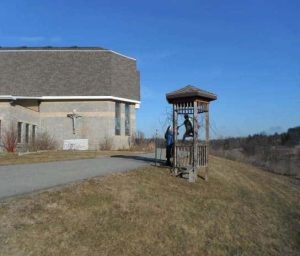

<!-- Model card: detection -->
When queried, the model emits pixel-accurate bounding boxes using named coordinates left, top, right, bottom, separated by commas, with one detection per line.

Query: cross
left=67, top=109, right=82, bottom=134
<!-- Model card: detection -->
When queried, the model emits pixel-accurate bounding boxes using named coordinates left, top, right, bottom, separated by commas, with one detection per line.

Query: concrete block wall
left=0, top=101, right=40, bottom=151
left=110, top=103, right=136, bottom=149
left=39, top=100, right=136, bottom=150
left=0, top=100, right=137, bottom=151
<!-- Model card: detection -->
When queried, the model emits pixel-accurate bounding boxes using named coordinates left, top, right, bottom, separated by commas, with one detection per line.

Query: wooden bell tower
left=166, top=85, right=217, bottom=182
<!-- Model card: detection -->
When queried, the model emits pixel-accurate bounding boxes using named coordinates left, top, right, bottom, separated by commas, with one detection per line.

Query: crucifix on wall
left=67, top=109, right=82, bottom=135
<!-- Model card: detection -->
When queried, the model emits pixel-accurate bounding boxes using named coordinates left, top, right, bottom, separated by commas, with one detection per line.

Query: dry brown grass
left=0, top=156, right=299, bottom=255
left=129, top=140, right=155, bottom=152
left=0, top=150, right=146, bottom=166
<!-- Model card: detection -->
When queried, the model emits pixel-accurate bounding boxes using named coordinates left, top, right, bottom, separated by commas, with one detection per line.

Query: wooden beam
left=173, top=104, right=178, bottom=175
left=205, top=103, right=209, bottom=181
left=190, top=100, right=198, bottom=182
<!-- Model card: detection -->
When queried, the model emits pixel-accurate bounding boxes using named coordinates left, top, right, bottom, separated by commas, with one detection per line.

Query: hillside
left=211, top=126, right=300, bottom=178
left=0, top=156, right=299, bottom=255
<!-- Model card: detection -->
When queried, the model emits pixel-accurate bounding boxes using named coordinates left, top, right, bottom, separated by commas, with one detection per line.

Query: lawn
left=0, top=150, right=144, bottom=166
left=0, top=156, right=299, bottom=255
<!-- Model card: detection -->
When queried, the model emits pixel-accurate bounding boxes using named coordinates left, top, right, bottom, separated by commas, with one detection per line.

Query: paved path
left=0, top=154, right=156, bottom=200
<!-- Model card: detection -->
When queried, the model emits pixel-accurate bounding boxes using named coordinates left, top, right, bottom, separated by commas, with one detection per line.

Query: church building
left=0, top=47, right=140, bottom=150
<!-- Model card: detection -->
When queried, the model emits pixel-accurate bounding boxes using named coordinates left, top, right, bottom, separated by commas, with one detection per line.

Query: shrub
left=1, top=122, right=18, bottom=152
left=99, top=136, right=113, bottom=150
left=29, top=131, right=58, bottom=151
left=129, top=131, right=155, bottom=152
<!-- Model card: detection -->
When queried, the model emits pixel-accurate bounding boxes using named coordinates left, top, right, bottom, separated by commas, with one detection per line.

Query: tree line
left=210, top=126, right=300, bottom=178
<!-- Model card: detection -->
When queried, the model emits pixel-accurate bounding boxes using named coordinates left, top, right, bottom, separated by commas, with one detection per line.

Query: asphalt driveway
left=0, top=153, right=156, bottom=200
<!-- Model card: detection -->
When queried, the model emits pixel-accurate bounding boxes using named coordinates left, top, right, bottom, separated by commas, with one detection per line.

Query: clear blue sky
left=1, top=0, right=299, bottom=138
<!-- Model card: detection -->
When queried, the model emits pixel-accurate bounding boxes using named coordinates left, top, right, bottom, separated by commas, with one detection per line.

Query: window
left=32, top=125, right=36, bottom=143
left=17, top=122, right=22, bottom=143
left=115, top=102, right=121, bottom=135
left=125, top=104, right=130, bottom=136
left=25, top=124, right=29, bottom=143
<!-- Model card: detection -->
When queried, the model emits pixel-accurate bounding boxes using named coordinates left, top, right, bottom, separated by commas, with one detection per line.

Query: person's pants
left=166, top=145, right=173, bottom=166
left=183, top=132, right=194, bottom=141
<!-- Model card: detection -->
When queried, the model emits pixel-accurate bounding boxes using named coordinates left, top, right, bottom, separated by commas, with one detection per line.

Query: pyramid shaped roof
left=166, top=85, right=217, bottom=103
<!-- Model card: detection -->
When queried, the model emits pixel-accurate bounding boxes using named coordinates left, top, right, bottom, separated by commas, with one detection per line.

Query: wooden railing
left=197, top=144, right=208, bottom=167
left=176, top=145, right=193, bottom=167
left=175, top=143, right=208, bottom=168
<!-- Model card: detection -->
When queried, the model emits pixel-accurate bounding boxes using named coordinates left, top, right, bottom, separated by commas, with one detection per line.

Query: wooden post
left=155, top=129, right=158, bottom=166
left=190, top=100, right=198, bottom=182
left=205, top=103, right=209, bottom=181
left=173, top=104, right=178, bottom=175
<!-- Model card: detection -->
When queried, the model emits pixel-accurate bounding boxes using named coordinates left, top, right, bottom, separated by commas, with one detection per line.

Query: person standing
left=164, top=125, right=174, bottom=166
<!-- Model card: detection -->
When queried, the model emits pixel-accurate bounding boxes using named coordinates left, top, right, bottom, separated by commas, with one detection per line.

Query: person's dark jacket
left=165, top=126, right=173, bottom=146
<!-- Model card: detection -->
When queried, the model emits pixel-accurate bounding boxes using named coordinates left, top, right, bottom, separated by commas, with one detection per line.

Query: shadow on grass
left=111, top=155, right=208, bottom=182
left=110, top=154, right=167, bottom=166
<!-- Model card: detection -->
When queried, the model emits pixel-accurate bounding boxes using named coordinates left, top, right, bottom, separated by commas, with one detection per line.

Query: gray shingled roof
left=0, top=46, right=107, bottom=50
left=0, top=47, right=140, bottom=101
left=166, top=85, right=217, bottom=103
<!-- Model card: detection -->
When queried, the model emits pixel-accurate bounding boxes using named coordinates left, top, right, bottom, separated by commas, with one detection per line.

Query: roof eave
left=166, top=93, right=217, bottom=104
left=0, top=95, right=141, bottom=105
